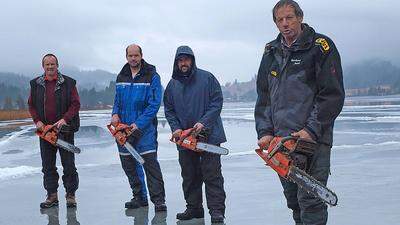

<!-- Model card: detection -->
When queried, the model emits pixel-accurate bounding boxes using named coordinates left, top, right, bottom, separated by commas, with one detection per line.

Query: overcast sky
left=1, top=0, right=399, bottom=85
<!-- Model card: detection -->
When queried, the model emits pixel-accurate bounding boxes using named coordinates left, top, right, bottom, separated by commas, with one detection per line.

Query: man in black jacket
left=28, top=54, right=80, bottom=209
left=255, top=1, right=345, bottom=225
left=164, top=46, right=226, bottom=223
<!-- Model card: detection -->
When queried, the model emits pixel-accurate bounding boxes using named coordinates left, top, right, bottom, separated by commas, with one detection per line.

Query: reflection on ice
left=176, top=218, right=205, bottom=225
left=40, top=207, right=80, bottom=225
left=2, top=149, right=23, bottom=155
left=125, top=208, right=168, bottom=225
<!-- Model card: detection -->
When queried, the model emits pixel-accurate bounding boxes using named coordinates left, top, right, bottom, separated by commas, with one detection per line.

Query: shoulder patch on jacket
left=264, top=43, right=273, bottom=53
left=315, top=38, right=330, bottom=53
left=270, top=70, right=278, bottom=77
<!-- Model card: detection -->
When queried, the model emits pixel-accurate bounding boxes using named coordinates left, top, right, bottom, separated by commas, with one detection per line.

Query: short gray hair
left=272, top=0, right=303, bottom=22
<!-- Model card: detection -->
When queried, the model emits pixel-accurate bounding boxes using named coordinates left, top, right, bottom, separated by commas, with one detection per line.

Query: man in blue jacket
left=164, top=46, right=227, bottom=223
left=111, top=44, right=166, bottom=212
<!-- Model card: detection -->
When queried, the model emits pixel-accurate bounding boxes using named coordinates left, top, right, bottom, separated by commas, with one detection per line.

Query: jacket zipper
left=43, top=84, right=47, bottom=123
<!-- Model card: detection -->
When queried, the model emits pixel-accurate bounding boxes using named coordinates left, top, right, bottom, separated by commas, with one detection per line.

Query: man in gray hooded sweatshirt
left=163, top=46, right=226, bottom=223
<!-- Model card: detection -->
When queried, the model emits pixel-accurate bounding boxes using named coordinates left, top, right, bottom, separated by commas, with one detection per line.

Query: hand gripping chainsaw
left=36, top=124, right=81, bottom=154
left=171, top=128, right=229, bottom=155
left=256, top=136, right=338, bottom=206
left=107, top=123, right=145, bottom=165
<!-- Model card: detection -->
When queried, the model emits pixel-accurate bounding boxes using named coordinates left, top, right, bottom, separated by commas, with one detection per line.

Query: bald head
left=125, top=44, right=142, bottom=57
left=126, top=44, right=143, bottom=69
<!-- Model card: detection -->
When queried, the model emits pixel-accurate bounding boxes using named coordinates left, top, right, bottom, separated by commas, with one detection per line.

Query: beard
left=178, top=65, right=191, bottom=75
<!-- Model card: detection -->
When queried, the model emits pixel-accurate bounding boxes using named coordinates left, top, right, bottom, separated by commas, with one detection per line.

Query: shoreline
left=0, top=110, right=31, bottom=121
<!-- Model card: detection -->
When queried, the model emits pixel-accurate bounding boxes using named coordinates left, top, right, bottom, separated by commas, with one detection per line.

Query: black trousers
left=40, top=133, right=79, bottom=195
left=279, top=143, right=331, bottom=225
left=178, top=149, right=226, bottom=214
left=119, top=152, right=166, bottom=204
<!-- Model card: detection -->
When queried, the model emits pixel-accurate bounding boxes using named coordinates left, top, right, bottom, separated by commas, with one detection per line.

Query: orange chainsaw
left=171, top=128, right=229, bottom=155
left=36, top=124, right=81, bottom=154
left=107, top=123, right=145, bottom=164
left=256, top=136, right=338, bottom=206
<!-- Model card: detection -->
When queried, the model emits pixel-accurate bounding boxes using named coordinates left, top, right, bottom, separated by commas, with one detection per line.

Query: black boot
left=125, top=198, right=149, bottom=209
left=176, top=208, right=204, bottom=220
left=210, top=210, right=224, bottom=223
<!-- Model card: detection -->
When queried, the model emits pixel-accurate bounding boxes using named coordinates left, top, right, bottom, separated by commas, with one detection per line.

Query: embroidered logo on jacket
left=270, top=70, right=278, bottom=77
left=315, top=38, right=330, bottom=53
left=291, top=59, right=302, bottom=65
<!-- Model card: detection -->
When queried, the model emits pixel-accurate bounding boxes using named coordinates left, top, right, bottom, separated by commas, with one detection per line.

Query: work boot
left=210, top=210, right=224, bottom=223
left=155, top=203, right=167, bottom=212
left=125, top=198, right=149, bottom=209
left=176, top=208, right=204, bottom=220
left=40, top=193, right=59, bottom=208
left=66, top=193, right=77, bottom=208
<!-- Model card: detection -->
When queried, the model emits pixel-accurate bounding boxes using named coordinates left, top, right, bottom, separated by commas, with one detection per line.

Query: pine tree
left=3, top=96, right=13, bottom=110
left=16, top=95, right=26, bottom=110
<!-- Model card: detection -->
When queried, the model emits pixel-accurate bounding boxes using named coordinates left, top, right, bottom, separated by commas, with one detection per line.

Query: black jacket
left=163, top=46, right=226, bottom=145
left=30, top=73, right=80, bottom=132
left=254, top=24, right=345, bottom=146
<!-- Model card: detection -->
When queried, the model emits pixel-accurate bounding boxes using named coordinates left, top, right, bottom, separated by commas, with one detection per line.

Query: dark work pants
left=178, top=149, right=226, bottom=215
left=279, top=143, right=331, bottom=225
left=119, top=152, right=166, bottom=205
left=40, top=133, right=79, bottom=195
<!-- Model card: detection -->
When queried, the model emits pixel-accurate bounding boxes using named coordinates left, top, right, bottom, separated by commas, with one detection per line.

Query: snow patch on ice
left=333, top=141, right=400, bottom=149
left=0, top=166, right=40, bottom=181
left=0, top=125, right=34, bottom=147
left=0, top=164, right=106, bottom=181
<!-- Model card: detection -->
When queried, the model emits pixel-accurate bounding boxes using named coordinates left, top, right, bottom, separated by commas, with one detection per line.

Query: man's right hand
left=257, top=135, right=274, bottom=149
left=172, top=129, right=183, bottom=141
left=36, top=121, right=44, bottom=131
left=111, top=114, right=120, bottom=126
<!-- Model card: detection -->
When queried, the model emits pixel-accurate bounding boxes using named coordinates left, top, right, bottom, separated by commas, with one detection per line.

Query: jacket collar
left=271, top=23, right=315, bottom=52
left=119, top=59, right=154, bottom=79
left=36, top=72, right=65, bottom=91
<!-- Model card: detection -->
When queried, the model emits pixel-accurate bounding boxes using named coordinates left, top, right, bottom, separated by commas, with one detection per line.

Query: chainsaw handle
left=255, top=136, right=291, bottom=160
left=107, top=123, right=130, bottom=133
left=181, top=128, right=196, bottom=139
left=255, top=148, right=271, bottom=163
left=170, top=129, right=199, bottom=152
left=107, top=123, right=117, bottom=135
left=36, top=124, right=58, bottom=137
left=35, top=124, right=59, bottom=146
left=255, top=148, right=266, bottom=156
left=170, top=136, right=180, bottom=145
left=281, top=135, right=298, bottom=143
left=170, top=128, right=196, bottom=145
left=256, top=136, right=316, bottom=160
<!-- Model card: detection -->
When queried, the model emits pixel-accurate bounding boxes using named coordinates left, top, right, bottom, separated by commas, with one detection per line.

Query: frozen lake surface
left=0, top=95, right=399, bottom=225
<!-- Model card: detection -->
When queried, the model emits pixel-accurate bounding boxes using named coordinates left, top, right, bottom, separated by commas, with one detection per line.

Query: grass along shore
left=0, top=110, right=31, bottom=121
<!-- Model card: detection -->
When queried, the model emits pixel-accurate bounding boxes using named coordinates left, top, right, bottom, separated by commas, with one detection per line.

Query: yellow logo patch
left=270, top=71, right=278, bottom=77
left=315, top=38, right=330, bottom=52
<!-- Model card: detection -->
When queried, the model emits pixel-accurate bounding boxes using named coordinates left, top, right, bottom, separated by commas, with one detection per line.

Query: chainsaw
left=107, top=123, right=145, bottom=165
left=171, top=128, right=229, bottom=155
left=36, top=124, right=81, bottom=154
left=255, top=136, right=338, bottom=206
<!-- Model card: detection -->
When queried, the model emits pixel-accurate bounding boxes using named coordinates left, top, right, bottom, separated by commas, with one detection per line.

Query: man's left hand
left=54, top=119, right=67, bottom=129
left=291, top=129, right=313, bottom=141
left=193, top=122, right=204, bottom=132
left=130, top=123, right=138, bottom=130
